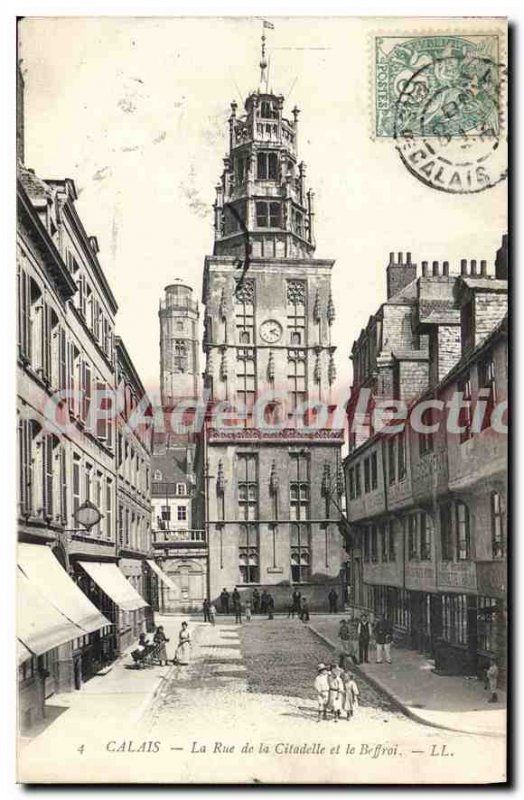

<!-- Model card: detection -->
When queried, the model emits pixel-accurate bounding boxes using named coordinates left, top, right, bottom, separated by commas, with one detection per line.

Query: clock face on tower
left=259, top=319, right=283, bottom=344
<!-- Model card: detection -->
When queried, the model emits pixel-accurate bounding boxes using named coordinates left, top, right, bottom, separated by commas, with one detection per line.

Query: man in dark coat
left=300, top=597, right=310, bottom=622
left=203, top=598, right=211, bottom=623
left=328, top=589, right=338, bottom=613
left=358, top=614, right=371, bottom=664
left=374, top=614, right=393, bottom=663
left=220, top=588, right=230, bottom=614
left=292, top=590, right=302, bottom=616
left=260, top=590, right=269, bottom=615
left=252, top=588, right=261, bottom=615
left=267, top=593, right=275, bottom=620
left=233, top=592, right=242, bottom=624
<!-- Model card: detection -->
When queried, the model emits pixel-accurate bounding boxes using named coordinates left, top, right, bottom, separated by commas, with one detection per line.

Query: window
left=397, top=434, right=406, bottom=480
left=118, top=505, right=124, bottom=545
left=388, top=437, right=396, bottom=484
left=17, top=267, right=31, bottom=361
left=456, top=502, right=471, bottom=560
left=256, top=151, right=278, bottom=180
left=260, top=100, right=277, bottom=118
left=18, top=419, right=33, bottom=517
left=236, top=350, right=256, bottom=410
left=84, top=463, right=92, bottom=503
left=160, top=505, right=171, bottom=521
left=153, top=470, right=162, bottom=481
left=348, top=468, right=355, bottom=500
left=287, top=280, right=306, bottom=345
left=370, top=524, right=378, bottom=563
left=478, top=355, right=497, bottom=431
left=238, top=454, right=258, bottom=521
left=491, top=491, right=505, bottom=559
left=177, top=505, right=187, bottom=521
left=441, top=594, right=468, bottom=645
left=287, top=353, right=306, bottom=412
left=235, top=279, right=255, bottom=345
left=419, top=406, right=436, bottom=455
left=364, top=458, right=370, bottom=493
left=255, top=201, right=281, bottom=228
left=239, top=524, right=259, bottom=583
left=289, top=452, right=309, bottom=520
left=173, top=341, right=188, bottom=373
left=176, top=483, right=186, bottom=496
left=458, top=374, right=473, bottom=443
left=371, top=452, right=378, bottom=490
left=290, top=524, right=311, bottom=582
left=362, top=527, right=370, bottom=562
left=408, top=514, right=418, bottom=560
left=420, top=513, right=433, bottom=560
left=477, top=597, right=500, bottom=653
left=291, top=208, right=304, bottom=238
left=355, top=463, right=361, bottom=498
left=41, top=434, right=56, bottom=520
left=440, top=503, right=453, bottom=561
left=380, top=523, right=388, bottom=562
left=105, top=479, right=113, bottom=538
left=388, top=521, right=396, bottom=562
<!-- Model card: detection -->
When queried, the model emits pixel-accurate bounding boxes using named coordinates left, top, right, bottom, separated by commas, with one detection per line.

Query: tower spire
left=259, top=20, right=274, bottom=92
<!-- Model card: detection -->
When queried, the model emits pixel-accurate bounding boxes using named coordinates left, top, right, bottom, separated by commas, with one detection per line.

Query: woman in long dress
left=153, top=625, right=169, bottom=666
left=342, top=670, right=360, bottom=720
left=175, top=621, right=191, bottom=665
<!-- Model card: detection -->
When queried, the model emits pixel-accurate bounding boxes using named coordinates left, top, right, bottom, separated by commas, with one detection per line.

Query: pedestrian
left=346, top=610, right=360, bottom=664
left=374, top=614, right=393, bottom=664
left=300, top=597, right=310, bottom=623
left=358, top=614, right=371, bottom=663
left=260, top=589, right=269, bottom=615
left=287, top=593, right=295, bottom=618
left=342, top=669, right=360, bottom=720
left=252, top=588, right=261, bottom=615
left=209, top=602, right=216, bottom=626
left=203, top=598, right=211, bottom=623
left=245, top=599, right=252, bottom=622
left=328, top=588, right=338, bottom=614
left=220, top=588, right=230, bottom=614
left=338, top=619, right=350, bottom=655
left=292, top=589, right=302, bottom=616
left=267, top=593, right=274, bottom=620
left=487, top=660, right=499, bottom=703
left=174, top=621, right=191, bottom=665
left=153, top=625, right=170, bottom=666
left=233, top=593, right=242, bottom=624
left=314, top=664, right=330, bottom=722
left=328, top=664, right=344, bottom=722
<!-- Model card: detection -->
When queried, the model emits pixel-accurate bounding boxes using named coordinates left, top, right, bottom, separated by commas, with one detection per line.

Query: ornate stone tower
left=159, top=280, right=200, bottom=408
left=198, top=31, right=345, bottom=608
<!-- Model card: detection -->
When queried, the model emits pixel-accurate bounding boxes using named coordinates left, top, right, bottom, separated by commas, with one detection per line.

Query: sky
left=19, top=16, right=507, bottom=399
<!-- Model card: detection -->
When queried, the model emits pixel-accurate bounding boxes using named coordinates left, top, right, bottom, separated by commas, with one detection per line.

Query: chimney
left=422, top=260, right=429, bottom=277
left=442, top=261, right=449, bottom=277
left=480, top=259, right=488, bottom=276
left=432, top=260, right=439, bottom=276
left=471, top=259, right=477, bottom=276
left=386, top=251, right=417, bottom=299
left=460, top=259, right=468, bottom=275
left=495, top=234, right=508, bottom=279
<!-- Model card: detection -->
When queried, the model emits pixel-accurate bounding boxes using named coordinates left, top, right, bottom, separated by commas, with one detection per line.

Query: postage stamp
left=374, top=34, right=507, bottom=194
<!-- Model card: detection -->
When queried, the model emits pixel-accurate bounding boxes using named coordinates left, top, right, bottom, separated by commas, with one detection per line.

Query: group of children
left=314, top=663, right=360, bottom=722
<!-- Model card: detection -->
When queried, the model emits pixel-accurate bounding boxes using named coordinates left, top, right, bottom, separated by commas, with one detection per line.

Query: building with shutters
left=193, top=36, right=346, bottom=610
left=344, top=237, right=508, bottom=680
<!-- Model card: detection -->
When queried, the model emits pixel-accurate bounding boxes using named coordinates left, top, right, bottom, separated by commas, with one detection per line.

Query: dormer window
left=153, top=470, right=162, bottom=481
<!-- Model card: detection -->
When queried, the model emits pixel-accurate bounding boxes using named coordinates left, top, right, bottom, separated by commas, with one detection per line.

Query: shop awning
left=18, top=543, right=111, bottom=634
left=146, top=560, right=179, bottom=594
left=17, top=639, right=33, bottom=665
left=17, top=567, right=84, bottom=656
left=78, top=562, right=149, bottom=611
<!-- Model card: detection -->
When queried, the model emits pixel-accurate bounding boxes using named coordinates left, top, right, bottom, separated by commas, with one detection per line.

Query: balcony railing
left=153, top=529, right=206, bottom=545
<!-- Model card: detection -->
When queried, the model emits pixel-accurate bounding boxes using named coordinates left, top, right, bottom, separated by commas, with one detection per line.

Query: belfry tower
left=197, top=27, right=345, bottom=608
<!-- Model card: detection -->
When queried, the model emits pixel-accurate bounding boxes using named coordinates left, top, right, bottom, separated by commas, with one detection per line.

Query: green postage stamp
left=374, top=34, right=502, bottom=139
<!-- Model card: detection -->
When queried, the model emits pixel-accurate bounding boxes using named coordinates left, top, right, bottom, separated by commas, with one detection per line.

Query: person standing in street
left=338, top=619, right=350, bottom=656
left=300, top=596, right=310, bottom=622
left=342, top=669, right=360, bottom=720
left=209, top=602, right=216, bottom=626
left=260, top=589, right=269, bottom=615
left=252, top=588, right=261, bottom=615
left=314, top=664, right=330, bottom=722
left=328, top=588, right=338, bottom=614
left=267, top=592, right=274, bottom=620
left=292, top=589, right=302, bottom=617
left=347, top=611, right=360, bottom=664
left=374, top=614, right=393, bottom=664
left=174, top=621, right=191, bottom=665
left=487, top=660, right=499, bottom=703
left=328, top=665, right=344, bottom=722
left=153, top=626, right=169, bottom=666
left=245, top=599, right=252, bottom=621
left=220, top=588, right=230, bottom=615
left=203, top=598, right=211, bottom=623
left=233, top=591, right=242, bottom=624
left=358, top=614, right=371, bottom=664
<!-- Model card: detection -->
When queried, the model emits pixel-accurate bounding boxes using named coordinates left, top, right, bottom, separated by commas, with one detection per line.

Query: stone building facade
left=194, top=60, right=345, bottom=610
left=17, top=165, right=153, bottom=729
left=344, top=237, right=508, bottom=679
left=159, top=280, right=200, bottom=407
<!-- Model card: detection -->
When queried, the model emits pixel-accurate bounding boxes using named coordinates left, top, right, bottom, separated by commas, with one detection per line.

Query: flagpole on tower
left=259, top=19, right=274, bottom=92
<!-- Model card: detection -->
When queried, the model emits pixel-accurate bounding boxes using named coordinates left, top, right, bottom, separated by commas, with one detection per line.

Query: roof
left=151, top=449, right=190, bottom=484
left=459, top=277, right=508, bottom=292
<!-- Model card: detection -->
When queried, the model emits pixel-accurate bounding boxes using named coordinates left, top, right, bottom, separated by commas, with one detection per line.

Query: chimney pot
left=432, top=260, right=439, bottom=276
left=460, top=259, right=468, bottom=275
left=443, top=261, right=449, bottom=276
left=406, top=252, right=412, bottom=264
left=389, top=251, right=394, bottom=265
left=471, top=259, right=477, bottom=276
left=422, top=260, right=429, bottom=276
left=480, top=259, right=487, bottom=276
left=398, top=251, right=403, bottom=264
